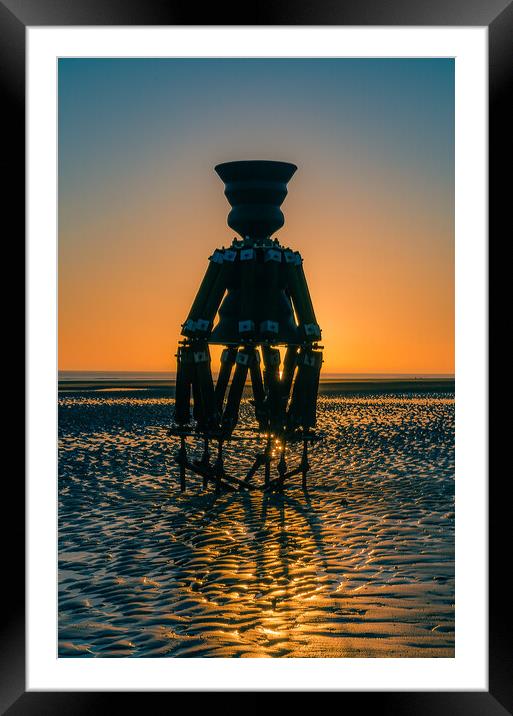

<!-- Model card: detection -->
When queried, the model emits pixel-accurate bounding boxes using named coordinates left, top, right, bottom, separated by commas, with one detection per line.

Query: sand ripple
left=59, top=391, right=454, bottom=657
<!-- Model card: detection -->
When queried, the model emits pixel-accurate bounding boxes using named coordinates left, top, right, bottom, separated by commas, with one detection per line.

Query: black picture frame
left=4, top=0, right=504, bottom=711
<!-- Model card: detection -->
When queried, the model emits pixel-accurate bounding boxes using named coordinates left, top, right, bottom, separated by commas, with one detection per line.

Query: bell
left=215, top=159, right=297, bottom=240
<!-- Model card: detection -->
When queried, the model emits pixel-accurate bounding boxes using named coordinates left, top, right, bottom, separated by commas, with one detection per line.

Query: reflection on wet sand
left=59, top=392, right=454, bottom=657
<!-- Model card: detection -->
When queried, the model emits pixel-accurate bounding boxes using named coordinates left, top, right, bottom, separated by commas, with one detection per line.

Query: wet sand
left=59, top=389, right=454, bottom=658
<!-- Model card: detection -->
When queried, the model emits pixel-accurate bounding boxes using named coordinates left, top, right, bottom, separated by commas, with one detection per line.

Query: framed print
left=3, top=0, right=506, bottom=711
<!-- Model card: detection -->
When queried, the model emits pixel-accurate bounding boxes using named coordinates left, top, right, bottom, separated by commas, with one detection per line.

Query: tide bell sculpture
left=170, top=160, right=323, bottom=492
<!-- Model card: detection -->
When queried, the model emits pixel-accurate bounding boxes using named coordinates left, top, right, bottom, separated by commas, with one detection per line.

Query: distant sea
left=59, top=371, right=455, bottom=382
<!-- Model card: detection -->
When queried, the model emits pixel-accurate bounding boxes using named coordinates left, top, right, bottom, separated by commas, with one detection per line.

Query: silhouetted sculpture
left=170, top=161, right=323, bottom=493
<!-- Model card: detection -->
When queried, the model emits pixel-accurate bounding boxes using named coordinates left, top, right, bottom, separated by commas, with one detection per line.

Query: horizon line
left=59, top=369, right=455, bottom=378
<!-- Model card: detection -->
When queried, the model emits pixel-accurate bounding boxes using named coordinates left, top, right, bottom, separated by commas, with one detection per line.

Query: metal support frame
left=171, top=428, right=318, bottom=493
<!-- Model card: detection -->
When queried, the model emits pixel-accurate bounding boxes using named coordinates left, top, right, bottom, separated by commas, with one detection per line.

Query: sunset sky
left=58, top=58, right=454, bottom=374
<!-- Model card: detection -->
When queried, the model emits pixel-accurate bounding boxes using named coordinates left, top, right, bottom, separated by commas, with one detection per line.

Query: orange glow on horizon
left=58, top=173, right=454, bottom=374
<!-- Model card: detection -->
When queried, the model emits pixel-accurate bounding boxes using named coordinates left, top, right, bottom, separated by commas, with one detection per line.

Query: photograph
left=0, top=0, right=499, bottom=702
left=58, top=56, right=455, bottom=659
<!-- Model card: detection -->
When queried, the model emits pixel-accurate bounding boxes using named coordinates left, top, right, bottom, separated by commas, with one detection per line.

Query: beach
left=58, top=382, right=455, bottom=658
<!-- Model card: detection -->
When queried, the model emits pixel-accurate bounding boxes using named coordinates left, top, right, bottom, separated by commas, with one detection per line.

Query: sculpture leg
left=221, top=350, right=250, bottom=435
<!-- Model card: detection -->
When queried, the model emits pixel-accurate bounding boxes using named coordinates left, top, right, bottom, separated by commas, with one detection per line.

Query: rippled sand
left=58, top=391, right=454, bottom=658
